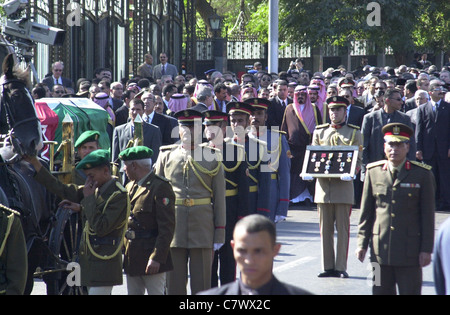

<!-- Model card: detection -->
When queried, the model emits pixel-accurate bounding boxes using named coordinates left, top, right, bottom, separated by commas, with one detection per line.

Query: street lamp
left=208, top=11, right=225, bottom=73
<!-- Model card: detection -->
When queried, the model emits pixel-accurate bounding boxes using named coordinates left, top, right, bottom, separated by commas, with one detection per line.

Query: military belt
left=226, top=189, right=238, bottom=197
left=249, top=185, right=258, bottom=193
left=125, top=229, right=158, bottom=240
left=89, top=235, right=121, bottom=246
left=175, top=198, right=212, bottom=207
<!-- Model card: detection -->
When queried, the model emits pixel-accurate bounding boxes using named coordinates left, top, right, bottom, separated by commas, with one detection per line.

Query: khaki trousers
left=167, top=247, right=212, bottom=295
left=318, top=203, right=351, bottom=272
left=126, top=272, right=166, bottom=295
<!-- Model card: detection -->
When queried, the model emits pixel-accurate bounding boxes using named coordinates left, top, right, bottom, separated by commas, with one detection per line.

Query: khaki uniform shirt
left=154, top=144, right=226, bottom=248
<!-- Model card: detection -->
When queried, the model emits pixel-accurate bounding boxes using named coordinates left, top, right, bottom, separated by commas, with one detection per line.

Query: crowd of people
left=3, top=51, right=450, bottom=296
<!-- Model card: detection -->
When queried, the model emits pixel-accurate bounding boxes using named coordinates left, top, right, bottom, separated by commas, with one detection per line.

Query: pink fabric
left=168, top=94, right=189, bottom=113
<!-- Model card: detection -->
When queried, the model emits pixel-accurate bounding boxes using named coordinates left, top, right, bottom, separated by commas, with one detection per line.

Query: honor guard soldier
left=0, top=205, right=27, bottom=295
left=203, top=110, right=249, bottom=287
left=304, top=96, right=363, bottom=278
left=246, top=98, right=291, bottom=222
left=227, top=101, right=272, bottom=217
left=74, top=130, right=101, bottom=185
left=356, top=123, right=435, bottom=295
left=154, top=109, right=226, bottom=295
left=25, top=150, right=130, bottom=295
left=120, top=146, right=175, bottom=295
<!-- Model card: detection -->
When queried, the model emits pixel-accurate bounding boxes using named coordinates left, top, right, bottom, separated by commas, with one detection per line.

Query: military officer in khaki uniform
left=120, top=146, right=175, bottom=295
left=73, top=130, right=101, bottom=185
left=304, top=96, right=363, bottom=278
left=0, top=205, right=27, bottom=295
left=25, top=150, right=130, bottom=295
left=356, top=123, right=435, bottom=295
left=154, top=109, right=226, bottom=295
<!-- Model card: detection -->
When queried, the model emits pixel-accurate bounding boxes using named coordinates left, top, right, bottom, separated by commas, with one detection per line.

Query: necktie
left=392, top=169, right=398, bottom=182
left=162, top=65, right=165, bottom=75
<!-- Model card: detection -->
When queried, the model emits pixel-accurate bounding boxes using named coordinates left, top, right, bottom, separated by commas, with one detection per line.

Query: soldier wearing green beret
left=0, top=205, right=27, bottom=295
left=356, top=123, right=435, bottom=295
left=74, top=130, right=101, bottom=185
left=24, top=150, right=130, bottom=295
left=119, top=146, right=175, bottom=295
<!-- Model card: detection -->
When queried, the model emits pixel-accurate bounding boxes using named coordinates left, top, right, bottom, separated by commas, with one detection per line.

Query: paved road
left=31, top=205, right=450, bottom=295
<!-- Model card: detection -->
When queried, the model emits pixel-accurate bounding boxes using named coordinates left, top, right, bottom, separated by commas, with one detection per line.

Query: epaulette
left=366, top=160, right=386, bottom=169
left=0, top=204, right=21, bottom=217
left=348, top=124, right=360, bottom=130
left=249, top=137, right=267, bottom=147
left=271, top=129, right=287, bottom=135
left=154, top=174, right=171, bottom=183
left=160, top=144, right=178, bottom=151
left=224, top=139, right=245, bottom=150
left=115, top=181, right=128, bottom=194
left=316, top=123, right=330, bottom=129
left=410, top=160, right=432, bottom=171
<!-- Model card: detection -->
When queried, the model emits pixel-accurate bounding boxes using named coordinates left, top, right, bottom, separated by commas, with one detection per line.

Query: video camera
left=1, top=0, right=65, bottom=46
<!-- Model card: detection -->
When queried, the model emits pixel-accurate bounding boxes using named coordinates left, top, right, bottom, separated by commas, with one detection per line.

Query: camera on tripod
left=1, top=0, right=65, bottom=46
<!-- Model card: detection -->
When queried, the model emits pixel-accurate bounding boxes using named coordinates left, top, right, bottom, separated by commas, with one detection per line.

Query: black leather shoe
left=336, top=271, right=349, bottom=278
left=317, top=270, right=337, bottom=277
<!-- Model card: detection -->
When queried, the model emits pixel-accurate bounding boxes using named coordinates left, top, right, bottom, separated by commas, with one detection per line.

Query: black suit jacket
left=347, top=104, right=365, bottom=128
left=416, top=100, right=450, bottom=160
left=146, top=112, right=177, bottom=145
left=42, top=76, right=73, bottom=90
left=197, top=276, right=312, bottom=295
left=267, top=97, right=293, bottom=129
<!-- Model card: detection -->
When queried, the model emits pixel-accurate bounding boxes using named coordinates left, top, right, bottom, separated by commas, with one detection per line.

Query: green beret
left=76, top=149, right=110, bottom=170
left=75, top=130, right=100, bottom=148
left=119, top=146, right=153, bottom=161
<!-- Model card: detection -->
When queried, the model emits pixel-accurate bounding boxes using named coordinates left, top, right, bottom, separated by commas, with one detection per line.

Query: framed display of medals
left=300, top=145, right=359, bottom=178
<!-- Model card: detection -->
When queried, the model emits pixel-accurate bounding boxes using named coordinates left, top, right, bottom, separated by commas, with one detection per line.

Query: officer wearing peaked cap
left=154, top=109, right=226, bottom=295
left=24, top=150, right=130, bottom=295
left=120, top=146, right=175, bottom=295
left=356, top=123, right=436, bottom=295
left=203, top=110, right=250, bottom=287
left=307, top=96, right=363, bottom=279
left=246, top=98, right=291, bottom=223
left=227, top=101, right=272, bottom=218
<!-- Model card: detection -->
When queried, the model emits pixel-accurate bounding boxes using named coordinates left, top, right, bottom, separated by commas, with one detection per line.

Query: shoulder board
left=272, top=129, right=287, bottom=135
left=348, top=124, right=360, bottom=130
left=316, top=123, right=330, bottom=129
left=0, top=205, right=20, bottom=217
left=160, top=144, right=178, bottom=151
left=367, top=160, right=386, bottom=169
left=410, top=161, right=432, bottom=171
left=225, top=140, right=245, bottom=150
left=154, top=174, right=171, bottom=183
left=115, top=181, right=128, bottom=194
left=249, top=137, right=267, bottom=146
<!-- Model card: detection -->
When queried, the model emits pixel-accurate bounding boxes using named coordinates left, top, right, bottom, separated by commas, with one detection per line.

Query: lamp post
left=209, top=11, right=225, bottom=73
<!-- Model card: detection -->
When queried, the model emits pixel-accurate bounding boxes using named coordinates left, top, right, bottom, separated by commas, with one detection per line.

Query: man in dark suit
left=152, top=52, right=178, bottom=80
left=198, top=214, right=312, bottom=295
left=267, top=80, right=292, bottom=129
left=41, top=61, right=73, bottom=90
left=361, top=88, right=415, bottom=177
left=112, top=98, right=162, bottom=181
left=142, top=91, right=177, bottom=145
left=416, top=82, right=450, bottom=212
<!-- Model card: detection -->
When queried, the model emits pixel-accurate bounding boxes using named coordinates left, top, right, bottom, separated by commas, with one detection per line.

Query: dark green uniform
left=0, top=206, right=27, bottom=295
left=34, top=167, right=129, bottom=288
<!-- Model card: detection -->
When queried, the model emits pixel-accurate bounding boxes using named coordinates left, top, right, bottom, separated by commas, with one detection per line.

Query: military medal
left=328, top=153, right=334, bottom=160
left=314, top=162, right=320, bottom=172
left=337, top=152, right=343, bottom=162
left=311, top=153, right=317, bottom=162
left=324, top=165, right=330, bottom=174
left=339, top=162, right=345, bottom=172
left=320, top=153, right=326, bottom=163
left=347, top=152, right=353, bottom=162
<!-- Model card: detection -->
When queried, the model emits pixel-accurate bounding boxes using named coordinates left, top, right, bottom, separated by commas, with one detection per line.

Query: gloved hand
left=275, top=215, right=286, bottom=223
left=214, top=243, right=224, bottom=251
left=340, top=174, right=353, bottom=181
left=301, top=175, right=314, bottom=182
